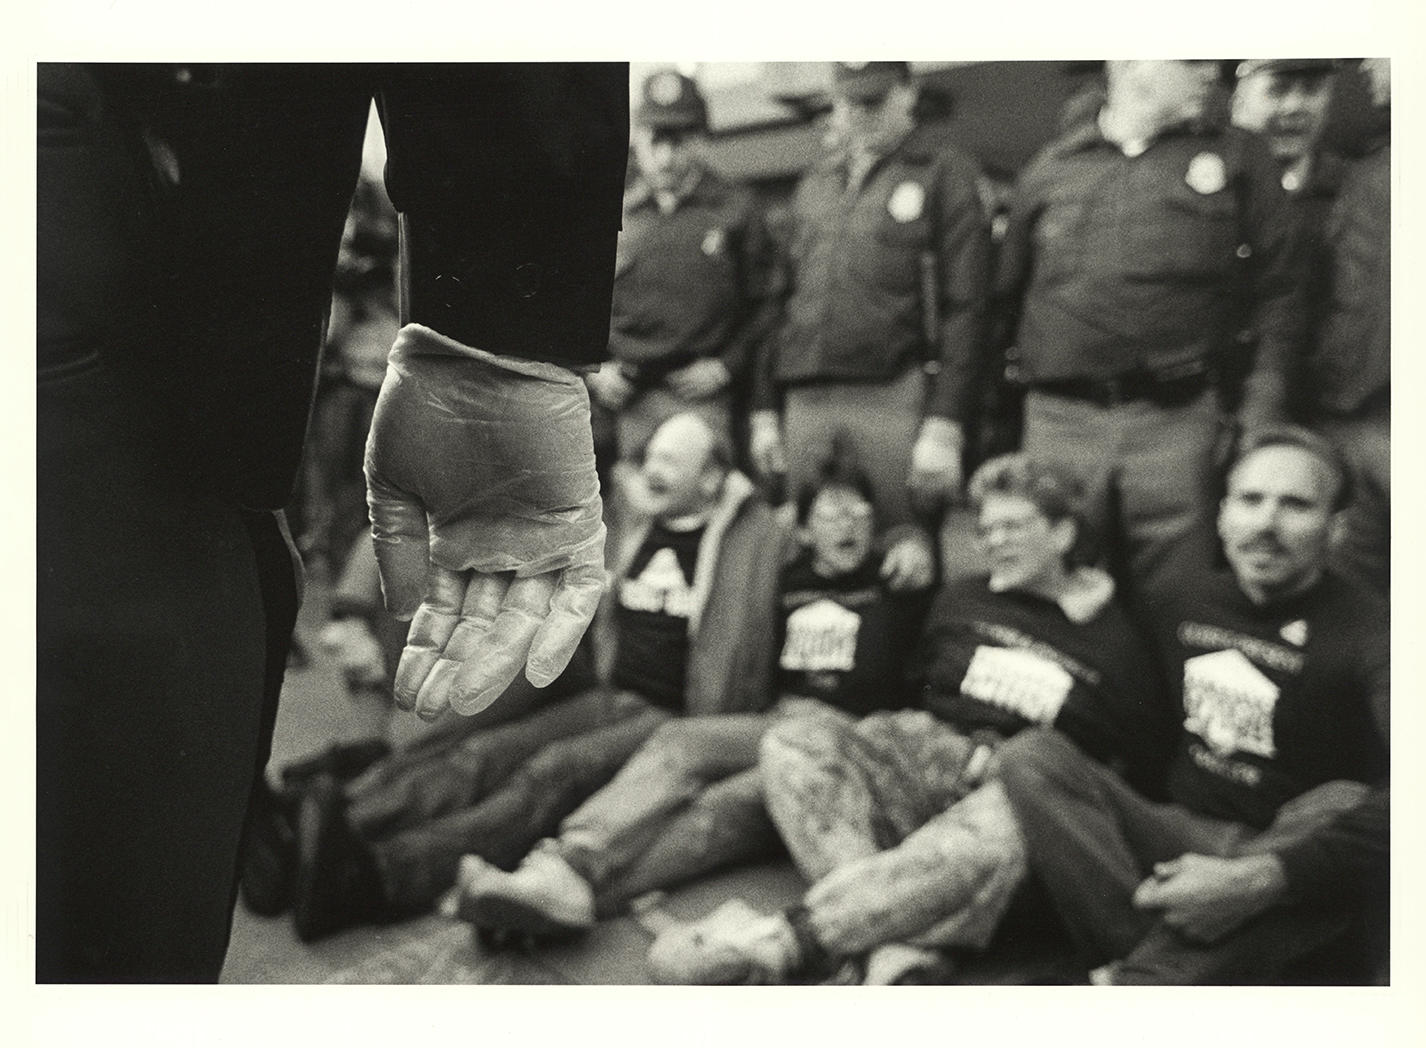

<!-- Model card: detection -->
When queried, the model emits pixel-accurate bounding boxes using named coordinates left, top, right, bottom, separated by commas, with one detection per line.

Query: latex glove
left=880, top=530, right=936, bottom=592
left=365, top=324, right=607, bottom=721
left=907, top=416, right=964, bottom=515
left=318, top=617, right=387, bottom=691
left=749, top=409, right=787, bottom=479
left=1132, top=853, right=1288, bottom=943
left=585, top=364, right=635, bottom=410
left=666, top=357, right=731, bottom=400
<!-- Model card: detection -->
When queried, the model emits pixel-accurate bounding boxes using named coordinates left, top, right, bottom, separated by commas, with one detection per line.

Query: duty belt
left=1035, top=368, right=1209, bottom=408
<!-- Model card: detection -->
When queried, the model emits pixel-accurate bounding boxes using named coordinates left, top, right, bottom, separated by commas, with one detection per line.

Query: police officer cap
left=1235, top=58, right=1338, bottom=79
left=638, top=70, right=709, bottom=132
left=832, top=61, right=911, bottom=102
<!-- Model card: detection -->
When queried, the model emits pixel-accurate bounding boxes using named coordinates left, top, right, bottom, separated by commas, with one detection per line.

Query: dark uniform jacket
left=38, top=63, right=629, bottom=509
left=755, top=125, right=991, bottom=422
left=609, top=165, right=778, bottom=389
left=994, top=108, right=1306, bottom=423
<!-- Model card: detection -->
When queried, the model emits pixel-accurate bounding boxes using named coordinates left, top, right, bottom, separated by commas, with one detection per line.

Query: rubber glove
left=365, top=324, right=607, bottom=721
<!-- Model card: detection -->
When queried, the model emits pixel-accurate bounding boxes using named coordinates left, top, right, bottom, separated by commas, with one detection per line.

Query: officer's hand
left=880, top=530, right=936, bottom=592
left=365, top=324, right=607, bottom=722
left=907, top=417, right=964, bottom=516
left=585, top=365, right=635, bottom=410
left=749, top=409, right=787, bottom=480
left=1131, top=853, right=1287, bottom=943
left=666, top=358, right=732, bottom=400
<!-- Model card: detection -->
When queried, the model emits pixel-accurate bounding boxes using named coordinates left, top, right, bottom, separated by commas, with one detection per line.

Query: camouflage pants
left=761, top=708, right=1027, bottom=955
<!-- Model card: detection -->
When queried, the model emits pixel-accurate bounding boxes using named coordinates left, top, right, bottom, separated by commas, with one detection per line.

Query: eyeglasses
left=810, top=503, right=873, bottom=524
left=975, top=513, right=1047, bottom=541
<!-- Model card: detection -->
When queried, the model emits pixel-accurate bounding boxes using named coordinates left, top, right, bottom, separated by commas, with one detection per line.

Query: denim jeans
left=554, top=714, right=783, bottom=914
left=998, top=727, right=1370, bottom=983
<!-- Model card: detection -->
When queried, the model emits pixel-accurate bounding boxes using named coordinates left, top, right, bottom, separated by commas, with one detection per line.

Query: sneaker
left=645, top=899, right=800, bottom=985
left=455, top=847, right=595, bottom=942
left=292, top=775, right=388, bottom=942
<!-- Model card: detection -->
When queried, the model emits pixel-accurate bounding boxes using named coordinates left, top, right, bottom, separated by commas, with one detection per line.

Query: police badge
left=1185, top=152, right=1228, bottom=195
left=887, top=180, right=925, bottom=223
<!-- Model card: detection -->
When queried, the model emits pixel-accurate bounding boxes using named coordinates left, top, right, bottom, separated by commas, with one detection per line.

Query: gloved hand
left=749, top=409, right=787, bottom=480
left=666, top=358, right=731, bottom=400
left=365, top=324, right=607, bottom=721
left=907, top=416, right=964, bottom=515
left=585, top=364, right=635, bottom=410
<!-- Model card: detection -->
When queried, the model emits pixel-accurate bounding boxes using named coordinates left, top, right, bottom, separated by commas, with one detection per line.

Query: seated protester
left=996, top=426, right=1389, bottom=985
left=644, top=454, right=1173, bottom=985
left=284, top=412, right=787, bottom=941
left=455, top=453, right=933, bottom=941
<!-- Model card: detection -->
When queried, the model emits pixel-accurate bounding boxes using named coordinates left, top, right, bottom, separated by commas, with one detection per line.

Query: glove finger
left=392, top=566, right=469, bottom=711
left=412, top=573, right=509, bottom=721
left=368, top=493, right=432, bottom=620
left=525, top=560, right=606, bottom=687
left=449, top=573, right=558, bottom=716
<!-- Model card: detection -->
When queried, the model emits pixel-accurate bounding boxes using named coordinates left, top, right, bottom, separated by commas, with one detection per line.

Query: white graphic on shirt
left=960, top=645, right=1074, bottom=725
left=888, top=181, right=926, bottom=223
left=1182, top=649, right=1279, bottom=759
left=619, top=547, right=695, bottom=618
left=1185, top=152, right=1228, bottom=195
left=1279, top=619, right=1309, bottom=647
left=780, top=599, right=862, bottom=673
left=701, top=227, right=725, bottom=257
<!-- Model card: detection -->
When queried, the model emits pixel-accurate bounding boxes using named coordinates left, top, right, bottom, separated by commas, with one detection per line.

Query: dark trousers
left=37, top=375, right=299, bottom=981
left=998, top=728, right=1371, bottom=984
left=349, top=689, right=670, bottom=915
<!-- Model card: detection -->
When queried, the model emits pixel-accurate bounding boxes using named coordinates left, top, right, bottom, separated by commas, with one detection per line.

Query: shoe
left=454, top=847, right=595, bottom=943
left=645, top=899, right=801, bottom=984
left=238, top=779, right=298, bottom=917
left=292, top=775, right=388, bottom=942
left=864, top=943, right=956, bottom=985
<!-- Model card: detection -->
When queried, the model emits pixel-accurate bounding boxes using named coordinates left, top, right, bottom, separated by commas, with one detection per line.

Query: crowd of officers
left=592, top=59, right=1389, bottom=601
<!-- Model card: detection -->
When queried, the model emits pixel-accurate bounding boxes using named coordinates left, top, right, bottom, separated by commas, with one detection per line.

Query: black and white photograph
left=21, top=0, right=1416, bottom=1043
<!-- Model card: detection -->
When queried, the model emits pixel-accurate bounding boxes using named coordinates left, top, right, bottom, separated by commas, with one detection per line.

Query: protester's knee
left=995, top=728, right=1078, bottom=813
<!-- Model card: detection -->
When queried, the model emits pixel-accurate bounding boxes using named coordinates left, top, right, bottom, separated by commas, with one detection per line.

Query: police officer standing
left=994, top=60, right=1305, bottom=597
left=590, top=69, right=778, bottom=462
left=751, top=61, right=991, bottom=590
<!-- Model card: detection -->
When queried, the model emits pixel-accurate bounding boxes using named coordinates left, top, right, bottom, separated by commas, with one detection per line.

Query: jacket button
left=512, top=263, right=542, bottom=298
left=1235, top=243, right=1252, bottom=259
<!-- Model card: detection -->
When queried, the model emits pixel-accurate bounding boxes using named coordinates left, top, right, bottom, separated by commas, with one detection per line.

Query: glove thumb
left=367, top=486, right=431, bottom=620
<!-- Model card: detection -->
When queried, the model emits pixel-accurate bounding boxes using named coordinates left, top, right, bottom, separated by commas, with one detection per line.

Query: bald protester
left=259, top=413, right=789, bottom=941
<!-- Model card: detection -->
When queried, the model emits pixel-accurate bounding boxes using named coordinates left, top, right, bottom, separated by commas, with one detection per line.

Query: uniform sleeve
left=985, top=154, right=1048, bottom=388
left=1233, top=129, right=1309, bottom=428
left=718, top=192, right=784, bottom=383
left=924, top=151, right=993, bottom=422
left=377, top=63, right=629, bottom=368
left=750, top=198, right=797, bottom=413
